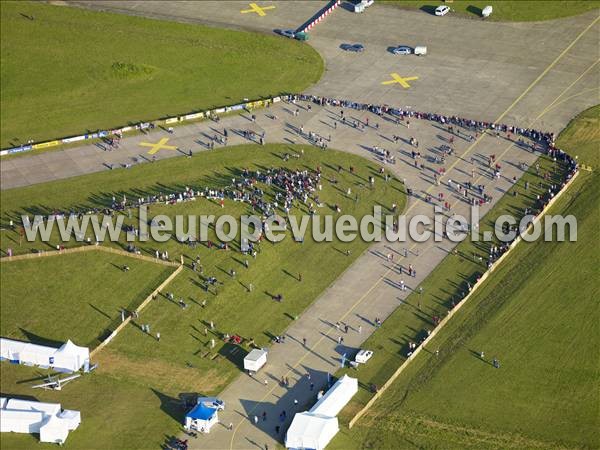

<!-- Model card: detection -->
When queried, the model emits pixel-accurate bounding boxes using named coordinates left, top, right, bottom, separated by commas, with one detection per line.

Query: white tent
left=286, top=375, right=358, bottom=450
left=39, top=415, right=69, bottom=444
left=18, top=343, right=56, bottom=367
left=58, top=410, right=82, bottom=430
left=309, top=375, right=358, bottom=417
left=0, top=339, right=26, bottom=360
left=184, top=397, right=224, bottom=433
left=0, top=338, right=89, bottom=372
left=0, top=409, right=46, bottom=433
left=0, top=339, right=55, bottom=367
left=53, top=340, right=90, bottom=373
left=0, top=398, right=81, bottom=443
left=285, top=412, right=339, bottom=450
left=6, top=399, right=61, bottom=416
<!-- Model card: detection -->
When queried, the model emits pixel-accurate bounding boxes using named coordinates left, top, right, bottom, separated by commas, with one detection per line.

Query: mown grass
left=381, top=0, right=600, bottom=22
left=331, top=106, right=600, bottom=448
left=0, top=362, right=186, bottom=450
left=0, top=143, right=405, bottom=449
left=0, top=1, right=323, bottom=148
left=0, top=252, right=174, bottom=348
left=556, top=104, right=599, bottom=168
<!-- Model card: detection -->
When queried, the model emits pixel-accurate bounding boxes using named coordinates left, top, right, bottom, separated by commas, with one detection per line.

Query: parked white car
left=435, top=5, right=450, bottom=16
left=355, top=349, right=374, bottom=364
left=391, top=45, right=412, bottom=55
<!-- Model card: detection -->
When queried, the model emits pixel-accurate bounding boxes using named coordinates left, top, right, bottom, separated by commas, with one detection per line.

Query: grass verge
left=0, top=143, right=404, bottom=449
left=0, top=1, right=323, bottom=148
left=381, top=1, right=600, bottom=22
left=330, top=105, right=600, bottom=448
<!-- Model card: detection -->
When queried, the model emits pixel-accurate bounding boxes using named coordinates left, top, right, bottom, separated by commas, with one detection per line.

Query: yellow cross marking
left=381, top=73, right=419, bottom=89
left=139, top=137, right=177, bottom=155
left=240, top=3, right=275, bottom=16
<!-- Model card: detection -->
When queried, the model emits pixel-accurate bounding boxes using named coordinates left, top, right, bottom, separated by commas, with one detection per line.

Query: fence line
left=298, top=0, right=341, bottom=33
left=90, top=264, right=183, bottom=358
left=0, top=244, right=179, bottom=267
left=348, top=170, right=581, bottom=428
left=1, top=96, right=282, bottom=156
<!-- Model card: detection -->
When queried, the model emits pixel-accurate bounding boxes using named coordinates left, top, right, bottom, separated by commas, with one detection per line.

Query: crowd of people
left=289, top=93, right=561, bottom=150
left=22, top=93, right=578, bottom=232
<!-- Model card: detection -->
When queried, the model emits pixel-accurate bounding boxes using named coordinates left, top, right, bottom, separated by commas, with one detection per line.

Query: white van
left=414, top=46, right=427, bottom=56
left=482, top=5, right=493, bottom=18
left=355, top=349, right=374, bottom=364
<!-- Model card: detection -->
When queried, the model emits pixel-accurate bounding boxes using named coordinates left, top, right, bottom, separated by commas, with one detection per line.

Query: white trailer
left=414, top=46, right=428, bottom=56
left=244, top=348, right=267, bottom=373
left=482, top=5, right=493, bottom=18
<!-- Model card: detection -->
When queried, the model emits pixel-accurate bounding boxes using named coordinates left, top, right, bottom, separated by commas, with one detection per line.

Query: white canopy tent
left=285, top=412, right=338, bottom=450
left=0, top=338, right=89, bottom=373
left=0, top=339, right=55, bottom=367
left=0, top=398, right=81, bottom=444
left=286, top=375, right=358, bottom=450
left=58, top=410, right=82, bottom=430
left=39, top=416, right=70, bottom=444
left=0, top=339, right=24, bottom=360
left=5, top=399, right=61, bottom=416
left=53, top=340, right=90, bottom=372
left=0, top=409, right=46, bottom=434
left=184, top=397, right=224, bottom=433
left=310, top=375, right=358, bottom=417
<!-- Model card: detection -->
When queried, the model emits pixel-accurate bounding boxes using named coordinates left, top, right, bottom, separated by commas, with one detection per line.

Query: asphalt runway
left=68, top=1, right=600, bottom=132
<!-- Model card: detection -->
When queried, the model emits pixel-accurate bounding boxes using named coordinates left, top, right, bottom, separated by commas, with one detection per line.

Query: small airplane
left=32, top=373, right=81, bottom=391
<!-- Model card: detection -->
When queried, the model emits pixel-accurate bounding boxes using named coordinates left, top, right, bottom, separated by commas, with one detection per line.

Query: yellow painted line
left=493, top=14, right=600, bottom=125
left=139, top=137, right=177, bottom=155
left=228, top=15, right=600, bottom=449
left=240, top=2, right=275, bottom=16
left=535, top=58, right=600, bottom=119
left=382, top=73, right=419, bottom=89
left=541, top=87, right=600, bottom=117
left=447, top=58, right=600, bottom=216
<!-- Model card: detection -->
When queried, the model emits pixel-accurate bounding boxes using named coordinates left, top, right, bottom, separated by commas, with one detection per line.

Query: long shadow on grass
left=151, top=389, right=185, bottom=423
left=18, top=329, right=64, bottom=348
left=468, top=349, right=495, bottom=366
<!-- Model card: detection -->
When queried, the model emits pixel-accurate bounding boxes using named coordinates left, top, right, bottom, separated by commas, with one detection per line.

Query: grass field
left=381, top=0, right=600, bottom=21
left=0, top=1, right=323, bottom=148
left=0, top=251, right=174, bottom=348
left=330, top=106, right=600, bottom=448
left=0, top=143, right=405, bottom=449
left=557, top=105, right=599, bottom=169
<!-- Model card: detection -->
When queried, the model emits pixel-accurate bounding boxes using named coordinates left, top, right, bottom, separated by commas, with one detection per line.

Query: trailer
left=244, top=348, right=267, bottom=373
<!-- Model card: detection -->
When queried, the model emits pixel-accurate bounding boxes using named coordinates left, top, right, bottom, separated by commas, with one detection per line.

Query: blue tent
left=186, top=403, right=217, bottom=421
left=184, top=398, right=223, bottom=433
